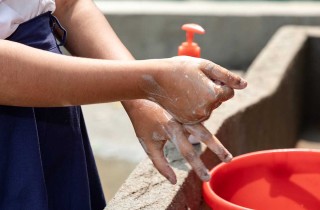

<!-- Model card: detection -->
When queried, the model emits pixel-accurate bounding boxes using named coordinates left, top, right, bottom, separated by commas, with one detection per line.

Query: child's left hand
left=126, top=99, right=232, bottom=184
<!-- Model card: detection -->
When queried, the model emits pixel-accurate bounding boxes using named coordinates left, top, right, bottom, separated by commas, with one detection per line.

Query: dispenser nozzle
left=178, top=23, right=205, bottom=58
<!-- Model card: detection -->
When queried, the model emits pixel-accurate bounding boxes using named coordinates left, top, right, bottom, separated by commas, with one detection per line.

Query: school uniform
left=0, top=1, right=106, bottom=209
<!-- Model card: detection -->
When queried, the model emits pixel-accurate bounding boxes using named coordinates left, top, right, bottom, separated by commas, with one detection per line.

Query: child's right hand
left=141, top=56, right=247, bottom=125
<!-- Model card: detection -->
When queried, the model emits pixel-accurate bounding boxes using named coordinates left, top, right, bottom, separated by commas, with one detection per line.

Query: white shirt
left=0, top=0, right=56, bottom=39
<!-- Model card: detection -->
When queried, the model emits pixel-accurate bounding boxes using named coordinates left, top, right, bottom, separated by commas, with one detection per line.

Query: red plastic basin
left=203, top=149, right=320, bottom=210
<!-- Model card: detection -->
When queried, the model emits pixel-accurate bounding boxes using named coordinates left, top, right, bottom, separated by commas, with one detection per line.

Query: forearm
left=54, top=0, right=149, bottom=110
left=0, top=40, right=155, bottom=107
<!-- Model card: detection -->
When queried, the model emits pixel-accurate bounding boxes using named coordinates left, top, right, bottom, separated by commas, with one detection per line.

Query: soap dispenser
left=178, top=23, right=205, bottom=58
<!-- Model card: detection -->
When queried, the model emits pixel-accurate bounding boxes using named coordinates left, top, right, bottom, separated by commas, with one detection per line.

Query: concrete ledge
left=96, top=1, right=320, bottom=16
left=106, top=26, right=320, bottom=209
left=96, top=1, right=320, bottom=69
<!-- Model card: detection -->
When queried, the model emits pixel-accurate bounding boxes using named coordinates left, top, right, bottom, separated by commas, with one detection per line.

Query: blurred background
left=82, top=0, right=320, bottom=201
left=98, top=0, right=320, bottom=1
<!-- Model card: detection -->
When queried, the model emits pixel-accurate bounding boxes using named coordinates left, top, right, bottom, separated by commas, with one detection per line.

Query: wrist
left=138, top=58, right=172, bottom=101
left=122, top=58, right=172, bottom=113
left=121, top=99, right=146, bottom=114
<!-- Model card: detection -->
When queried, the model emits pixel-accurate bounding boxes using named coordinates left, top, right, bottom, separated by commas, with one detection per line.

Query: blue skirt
left=3, top=12, right=106, bottom=210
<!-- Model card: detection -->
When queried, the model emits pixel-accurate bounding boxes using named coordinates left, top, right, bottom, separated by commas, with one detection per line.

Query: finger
left=184, top=124, right=233, bottom=162
left=211, top=102, right=222, bottom=110
left=150, top=153, right=177, bottom=185
left=138, top=138, right=177, bottom=184
left=213, top=83, right=235, bottom=102
left=200, top=60, right=247, bottom=89
left=170, top=129, right=211, bottom=182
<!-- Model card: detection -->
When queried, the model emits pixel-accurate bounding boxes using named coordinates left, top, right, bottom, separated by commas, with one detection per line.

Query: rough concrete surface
left=106, top=26, right=320, bottom=210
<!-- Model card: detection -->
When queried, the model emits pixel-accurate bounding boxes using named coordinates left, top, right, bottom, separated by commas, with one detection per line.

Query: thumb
left=199, top=59, right=247, bottom=90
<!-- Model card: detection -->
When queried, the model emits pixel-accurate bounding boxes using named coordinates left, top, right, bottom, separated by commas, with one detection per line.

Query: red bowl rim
left=203, top=148, right=320, bottom=209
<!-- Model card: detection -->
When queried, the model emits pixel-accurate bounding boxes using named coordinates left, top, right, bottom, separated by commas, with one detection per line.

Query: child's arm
left=51, top=0, right=247, bottom=183
left=0, top=40, right=151, bottom=106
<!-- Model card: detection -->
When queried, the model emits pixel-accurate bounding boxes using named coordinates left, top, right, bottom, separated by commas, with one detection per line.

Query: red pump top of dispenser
left=178, top=23, right=205, bottom=58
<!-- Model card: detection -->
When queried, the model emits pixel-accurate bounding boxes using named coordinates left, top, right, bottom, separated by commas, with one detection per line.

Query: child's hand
left=127, top=100, right=232, bottom=184
left=141, top=56, right=247, bottom=125
left=126, top=57, right=246, bottom=183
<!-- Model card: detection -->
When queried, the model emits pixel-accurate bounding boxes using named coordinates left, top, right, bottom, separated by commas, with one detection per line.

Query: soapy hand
left=127, top=57, right=246, bottom=183
left=141, top=56, right=247, bottom=125
left=127, top=100, right=232, bottom=184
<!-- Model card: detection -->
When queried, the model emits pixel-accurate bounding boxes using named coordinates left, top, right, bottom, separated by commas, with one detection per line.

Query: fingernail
left=240, top=79, right=247, bottom=88
left=169, top=176, right=177, bottom=185
left=201, top=170, right=211, bottom=182
left=224, top=153, right=233, bottom=163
